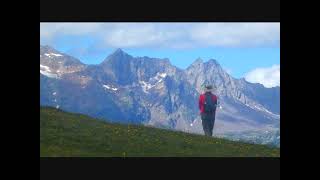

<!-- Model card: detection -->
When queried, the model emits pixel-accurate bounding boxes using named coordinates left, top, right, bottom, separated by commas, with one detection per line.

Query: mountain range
left=40, top=45, right=280, bottom=147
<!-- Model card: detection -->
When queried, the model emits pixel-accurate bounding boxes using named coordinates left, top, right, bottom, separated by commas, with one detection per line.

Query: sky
left=40, top=23, right=280, bottom=88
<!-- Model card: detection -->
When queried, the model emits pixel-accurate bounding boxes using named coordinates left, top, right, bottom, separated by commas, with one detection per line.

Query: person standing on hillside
left=198, top=85, right=219, bottom=137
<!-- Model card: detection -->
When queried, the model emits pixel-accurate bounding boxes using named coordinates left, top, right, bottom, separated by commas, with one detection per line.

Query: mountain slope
left=40, top=45, right=280, bottom=146
left=185, top=58, right=280, bottom=134
left=40, top=107, right=280, bottom=157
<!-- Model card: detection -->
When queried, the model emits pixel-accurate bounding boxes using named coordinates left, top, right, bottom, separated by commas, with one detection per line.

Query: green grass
left=40, top=107, right=280, bottom=157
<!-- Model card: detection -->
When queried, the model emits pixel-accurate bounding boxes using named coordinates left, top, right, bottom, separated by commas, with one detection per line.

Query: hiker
left=198, top=85, right=218, bottom=137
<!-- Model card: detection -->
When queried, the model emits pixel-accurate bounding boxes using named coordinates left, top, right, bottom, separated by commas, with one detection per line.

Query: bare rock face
left=40, top=45, right=280, bottom=146
left=40, top=45, right=86, bottom=78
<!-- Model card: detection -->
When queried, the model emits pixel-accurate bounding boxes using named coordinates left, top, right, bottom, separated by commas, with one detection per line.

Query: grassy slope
left=40, top=107, right=280, bottom=157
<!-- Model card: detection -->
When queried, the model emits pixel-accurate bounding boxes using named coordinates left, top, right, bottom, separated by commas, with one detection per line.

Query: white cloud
left=189, top=23, right=280, bottom=47
left=40, top=23, right=102, bottom=42
left=244, top=65, right=280, bottom=88
left=40, top=23, right=280, bottom=49
left=103, top=23, right=172, bottom=47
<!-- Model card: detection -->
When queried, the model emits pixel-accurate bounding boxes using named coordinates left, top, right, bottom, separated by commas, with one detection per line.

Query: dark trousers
left=201, top=112, right=216, bottom=136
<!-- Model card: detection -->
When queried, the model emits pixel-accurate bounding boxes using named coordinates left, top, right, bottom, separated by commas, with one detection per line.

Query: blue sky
left=40, top=23, right=280, bottom=87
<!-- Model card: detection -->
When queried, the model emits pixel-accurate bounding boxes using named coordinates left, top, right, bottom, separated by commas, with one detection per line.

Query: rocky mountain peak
left=205, top=59, right=220, bottom=67
left=40, top=45, right=85, bottom=78
left=113, top=48, right=125, bottom=55
left=110, top=48, right=131, bottom=58
left=40, top=46, right=280, bottom=147
left=188, top=58, right=203, bottom=68
left=100, top=48, right=133, bottom=66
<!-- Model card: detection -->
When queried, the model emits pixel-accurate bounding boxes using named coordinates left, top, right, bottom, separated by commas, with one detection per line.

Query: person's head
left=204, top=84, right=213, bottom=93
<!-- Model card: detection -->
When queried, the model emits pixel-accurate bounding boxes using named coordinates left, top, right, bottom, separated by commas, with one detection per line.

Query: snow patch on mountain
left=139, top=80, right=154, bottom=93
left=252, top=104, right=278, bottom=116
left=44, top=53, right=63, bottom=58
left=243, top=102, right=279, bottom=118
left=139, top=72, right=167, bottom=93
left=158, top=73, right=167, bottom=78
left=103, top=84, right=118, bottom=91
left=40, top=64, right=51, bottom=72
left=40, top=64, right=59, bottom=79
left=40, top=70, right=59, bottom=79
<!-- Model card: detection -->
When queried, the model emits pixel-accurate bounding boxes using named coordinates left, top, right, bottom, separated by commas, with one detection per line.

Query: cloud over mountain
left=245, top=65, right=280, bottom=88
left=40, top=23, right=280, bottom=49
